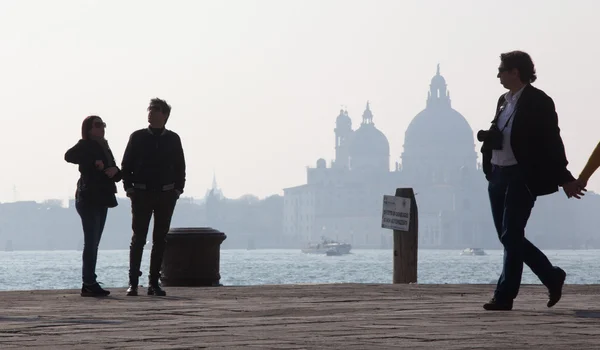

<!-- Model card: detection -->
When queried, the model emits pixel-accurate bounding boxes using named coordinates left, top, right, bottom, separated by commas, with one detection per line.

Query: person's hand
left=577, top=176, right=589, bottom=189
left=104, top=167, right=118, bottom=178
left=95, top=160, right=104, bottom=170
left=563, top=180, right=586, bottom=199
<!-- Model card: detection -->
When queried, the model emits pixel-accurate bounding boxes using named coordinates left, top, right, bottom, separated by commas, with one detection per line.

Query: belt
left=133, top=183, right=175, bottom=191
left=491, top=164, right=518, bottom=169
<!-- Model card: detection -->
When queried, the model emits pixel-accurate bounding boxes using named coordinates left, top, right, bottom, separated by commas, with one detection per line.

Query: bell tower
left=334, top=109, right=352, bottom=169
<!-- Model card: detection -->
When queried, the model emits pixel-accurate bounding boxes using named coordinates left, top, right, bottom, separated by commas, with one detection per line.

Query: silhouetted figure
left=478, top=51, right=584, bottom=311
left=121, top=98, right=186, bottom=296
left=65, top=115, right=121, bottom=297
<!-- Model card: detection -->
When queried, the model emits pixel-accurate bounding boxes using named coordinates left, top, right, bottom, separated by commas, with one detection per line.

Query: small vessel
left=325, top=248, right=344, bottom=256
left=460, top=248, right=486, bottom=256
left=301, top=237, right=351, bottom=255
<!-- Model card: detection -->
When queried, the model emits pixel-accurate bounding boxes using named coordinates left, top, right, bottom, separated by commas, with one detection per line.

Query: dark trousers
left=76, top=202, right=108, bottom=286
left=488, top=165, right=557, bottom=300
left=128, top=190, right=178, bottom=285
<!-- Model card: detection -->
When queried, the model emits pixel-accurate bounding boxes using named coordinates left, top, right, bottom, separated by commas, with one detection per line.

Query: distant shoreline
left=1, top=248, right=599, bottom=252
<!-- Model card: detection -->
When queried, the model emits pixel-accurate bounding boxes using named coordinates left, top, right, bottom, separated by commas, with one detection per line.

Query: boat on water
left=301, top=238, right=351, bottom=255
left=325, top=248, right=344, bottom=256
left=460, top=248, right=486, bottom=256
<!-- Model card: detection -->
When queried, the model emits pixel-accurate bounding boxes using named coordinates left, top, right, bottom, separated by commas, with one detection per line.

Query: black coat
left=65, top=139, right=122, bottom=207
left=121, top=128, right=186, bottom=193
left=481, top=84, right=574, bottom=196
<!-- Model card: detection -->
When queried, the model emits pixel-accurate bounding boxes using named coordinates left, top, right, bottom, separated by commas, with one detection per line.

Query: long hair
left=81, top=115, right=114, bottom=167
left=81, top=115, right=101, bottom=140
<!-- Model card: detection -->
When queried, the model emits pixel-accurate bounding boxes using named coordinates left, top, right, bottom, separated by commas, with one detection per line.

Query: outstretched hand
left=563, top=179, right=587, bottom=199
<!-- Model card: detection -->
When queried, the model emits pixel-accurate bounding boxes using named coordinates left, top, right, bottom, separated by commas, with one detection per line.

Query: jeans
left=128, top=190, right=178, bottom=285
left=76, top=202, right=108, bottom=286
left=488, top=165, right=556, bottom=300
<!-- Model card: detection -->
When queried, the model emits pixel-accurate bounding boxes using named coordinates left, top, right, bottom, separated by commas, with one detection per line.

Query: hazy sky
left=1, top=0, right=599, bottom=203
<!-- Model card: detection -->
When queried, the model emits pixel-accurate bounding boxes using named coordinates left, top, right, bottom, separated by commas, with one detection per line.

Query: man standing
left=478, top=51, right=584, bottom=311
left=121, top=98, right=186, bottom=296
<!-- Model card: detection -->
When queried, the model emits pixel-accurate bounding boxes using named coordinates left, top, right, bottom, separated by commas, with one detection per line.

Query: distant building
left=283, top=66, right=494, bottom=248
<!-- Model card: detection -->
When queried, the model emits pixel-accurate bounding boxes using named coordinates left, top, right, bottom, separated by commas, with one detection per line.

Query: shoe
left=547, top=267, right=566, bottom=308
left=126, top=284, right=138, bottom=296
left=483, top=297, right=513, bottom=311
left=81, top=283, right=110, bottom=297
left=148, top=283, right=167, bottom=296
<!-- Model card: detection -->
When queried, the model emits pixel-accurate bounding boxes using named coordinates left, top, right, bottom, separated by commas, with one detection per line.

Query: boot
left=126, top=271, right=142, bottom=296
left=81, top=283, right=110, bottom=297
left=147, top=278, right=166, bottom=296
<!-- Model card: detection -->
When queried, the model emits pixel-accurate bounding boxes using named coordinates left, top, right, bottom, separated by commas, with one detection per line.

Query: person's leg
left=77, top=203, right=110, bottom=296
left=486, top=167, right=514, bottom=308
left=89, top=206, right=108, bottom=283
left=127, top=191, right=153, bottom=295
left=77, top=202, right=98, bottom=286
left=494, top=168, right=536, bottom=301
left=147, top=190, right=178, bottom=296
left=522, top=239, right=555, bottom=286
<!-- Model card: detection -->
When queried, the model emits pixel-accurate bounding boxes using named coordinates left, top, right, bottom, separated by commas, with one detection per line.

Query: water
left=0, top=249, right=599, bottom=291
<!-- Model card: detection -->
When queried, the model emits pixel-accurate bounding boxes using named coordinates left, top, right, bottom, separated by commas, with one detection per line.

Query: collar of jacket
left=146, top=127, right=168, bottom=136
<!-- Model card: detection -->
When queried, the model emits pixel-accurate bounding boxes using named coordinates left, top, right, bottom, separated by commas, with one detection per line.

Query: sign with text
left=381, top=195, right=411, bottom=231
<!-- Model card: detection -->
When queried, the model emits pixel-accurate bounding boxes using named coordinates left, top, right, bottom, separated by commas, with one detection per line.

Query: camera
left=477, top=124, right=503, bottom=151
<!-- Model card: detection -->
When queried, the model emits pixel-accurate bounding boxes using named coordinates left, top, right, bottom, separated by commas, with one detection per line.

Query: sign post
left=381, top=188, right=418, bottom=284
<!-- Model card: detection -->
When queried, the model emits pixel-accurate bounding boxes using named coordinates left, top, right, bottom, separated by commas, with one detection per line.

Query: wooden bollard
left=381, top=188, right=418, bottom=283
left=393, top=188, right=418, bottom=283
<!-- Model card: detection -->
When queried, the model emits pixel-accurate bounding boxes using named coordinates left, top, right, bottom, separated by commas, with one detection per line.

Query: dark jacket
left=481, top=84, right=574, bottom=196
left=65, top=139, right=122, bottom=207
left=121, top=127, right=186, bottom=193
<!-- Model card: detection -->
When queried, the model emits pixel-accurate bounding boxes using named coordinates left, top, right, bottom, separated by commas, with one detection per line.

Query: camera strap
left=492, top=100, right=516, bottom=132
left=499, top=108, right=517, bottom=132
left=491, top=100, right=508, bottom=123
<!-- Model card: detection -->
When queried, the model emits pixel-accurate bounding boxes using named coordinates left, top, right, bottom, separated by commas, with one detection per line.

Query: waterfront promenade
left=0, top=283, right=599, bottom=349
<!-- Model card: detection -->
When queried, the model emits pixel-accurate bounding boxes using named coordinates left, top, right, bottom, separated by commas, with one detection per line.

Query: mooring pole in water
left=392, top=188, right=418, bottom=284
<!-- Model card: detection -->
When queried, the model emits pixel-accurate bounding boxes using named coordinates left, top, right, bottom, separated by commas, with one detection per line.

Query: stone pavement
left=0, top=284, right=599, bottom=349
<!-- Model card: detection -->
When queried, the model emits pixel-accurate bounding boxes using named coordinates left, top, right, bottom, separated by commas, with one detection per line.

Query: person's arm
left=173, top=134, right=186, bottom=196
left=539, top=94, right=586, bottom=198
left=121, top=133, right=136, bottom=194
left=107, top=148, right=123, bottom=183
left=65, top=140, right=98, bottom=174
left=540, top=95, right=575, bottom=185
left=481, top=96, right=505, bottom=181
left=578, top=142, right=600, bottom=185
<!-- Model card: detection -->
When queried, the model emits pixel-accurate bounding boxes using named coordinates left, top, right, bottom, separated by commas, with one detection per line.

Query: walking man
left=478, top=50, right=584, bottom=310
left=121, top=98, right=186, bottom=296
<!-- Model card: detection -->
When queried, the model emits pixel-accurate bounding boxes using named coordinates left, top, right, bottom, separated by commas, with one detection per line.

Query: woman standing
left=65, top=116, right=121, bottom=296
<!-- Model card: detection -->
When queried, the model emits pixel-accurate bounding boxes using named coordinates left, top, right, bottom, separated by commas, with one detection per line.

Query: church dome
left=349, top=123, right=390, bottom=157
left=403, top=65, right=475, bottom=156
left=348, top=102, right=390, bottom=158
left=404, top=108, right=474, bottom=151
